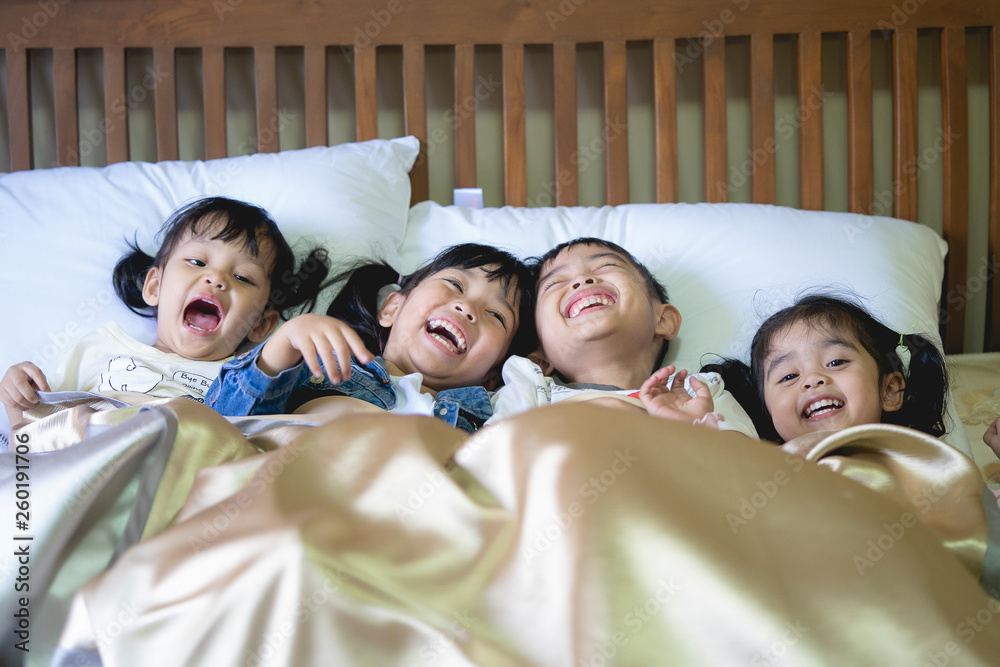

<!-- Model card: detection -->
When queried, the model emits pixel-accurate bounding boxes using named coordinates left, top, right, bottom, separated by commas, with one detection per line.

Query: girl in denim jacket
left=207, top=243, right=535, bottom=432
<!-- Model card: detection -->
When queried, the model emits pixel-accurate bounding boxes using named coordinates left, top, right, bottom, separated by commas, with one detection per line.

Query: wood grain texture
left=703, top=36, right=728, bottom=203
left=304, top=45, right=328, bottom=149
left=454, top=44, right=476, bottom=189
left=892, top=28, right=919, bottom=222
left=603, top=40, right=629, bottom=205
left=847, top=29, right=873, bottom=214
left=940, top=26, right=969, bottom=353
left=797, top=31, right=823, bottom=210
left=404, top=43, right=429, bottom=205
left=253, top=45, right=279, bottom=152
left=503, top=43, right=527, bottom=206
left=54, top=48, right=78, bottom=166
left=153, top=46, right=178, bottom=161
left=750, top=33, right=775, bottom=204
left=653, top=37, right=678, bottom=204
left=990, top=26, right=1000, bottom=351
left=354, top=46, right=378, bottom=142
left=203, top=45, right=227, bottom=159
left=6, top=48, right=30, bottom=171
left=553, top=42, right=579, bottom=206
left=103, top=47, right=129, bottom=164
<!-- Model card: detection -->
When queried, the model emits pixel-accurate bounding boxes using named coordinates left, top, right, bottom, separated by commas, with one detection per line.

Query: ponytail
left=883, top=332, right=949, bottom=437
left=701, top=357, right=780, bottom=442
left=325, top=261, right=399, bottom=355
left=112, top=237, right=157, bottom=318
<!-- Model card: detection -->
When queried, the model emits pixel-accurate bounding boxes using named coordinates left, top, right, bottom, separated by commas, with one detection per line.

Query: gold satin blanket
left=5, top=398, right=1000, bottom=666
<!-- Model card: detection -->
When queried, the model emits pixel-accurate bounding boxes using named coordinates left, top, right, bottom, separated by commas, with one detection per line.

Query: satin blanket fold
left=28, top=402, right=999, bottom=666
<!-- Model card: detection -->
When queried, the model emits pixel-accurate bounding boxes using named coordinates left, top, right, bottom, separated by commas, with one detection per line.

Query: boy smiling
left=488, top=238, right=757, bottom=437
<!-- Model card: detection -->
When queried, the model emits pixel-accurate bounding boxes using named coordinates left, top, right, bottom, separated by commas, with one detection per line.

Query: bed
left=2, top=0, right=1000, bottom=665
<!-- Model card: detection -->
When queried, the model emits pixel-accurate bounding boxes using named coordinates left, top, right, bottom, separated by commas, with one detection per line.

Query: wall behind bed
left=0, top=0, right=997, bottom=354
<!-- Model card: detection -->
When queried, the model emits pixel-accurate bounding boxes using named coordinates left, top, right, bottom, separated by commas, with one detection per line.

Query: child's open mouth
left=565, top=290, right=617, bottom=318
left=184, top=298, right=223, bottom=332
left=802, top=398, right=845, bottom=420
left=426, top=319, right=467, bottom=354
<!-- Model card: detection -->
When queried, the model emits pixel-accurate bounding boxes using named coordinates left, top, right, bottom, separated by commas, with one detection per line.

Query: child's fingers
left=688, top=376, right=711, bottom=399
left=298, top=343, right=326, bottom=381
left=339, top=326, right=374, bottom=365
left=19, top=363, right=50, bottom=393
left=313, top=338, right=344, bottom=385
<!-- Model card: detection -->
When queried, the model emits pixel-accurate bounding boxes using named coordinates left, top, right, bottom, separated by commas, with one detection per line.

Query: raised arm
left=639, top=366, right=716, bottom=424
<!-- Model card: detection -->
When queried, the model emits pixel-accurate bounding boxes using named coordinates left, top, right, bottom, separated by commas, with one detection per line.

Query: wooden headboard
left=1, top=0, right=997, bottom=354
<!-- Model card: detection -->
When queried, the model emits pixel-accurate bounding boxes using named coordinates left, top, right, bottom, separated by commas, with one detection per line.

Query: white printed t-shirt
left=49, top=321, right=225, bottom=401
left=488, top=355, right=759, bottom=438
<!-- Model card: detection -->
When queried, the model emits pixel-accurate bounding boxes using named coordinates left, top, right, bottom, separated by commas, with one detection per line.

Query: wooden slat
left=892, top=28, right=919, bottom=221
left=103, top=46, right=129, bottom=164
left=750, top=33, right=775, bottom=204
left=403, top=43, right=429, bottom=204
left=203, top=46, right=226, bottom=159
left=553, top=42, right=579, bottom=206
left=454, top=43, right=476, bottom=189
left=304, top=45, right=327, bottom=148
left=603, top=40, right=629, bottom=205
left=503, top=44, right=527, bottom=206
left=941, top=26, right=969, bottom=353
left=990, top=26, right=1000, bottom=350
left=653, top=37, right=678, bottom=203
left=7, top=48, right=31, bottom=171
left=354, top=46, right=378, bottom=141
left=704, top=36, right=728, bottom=203
left=153, top=46, right=178, bottom=161
left=847, top=29, right=874, bottom=213
left=53, top=48, right=78, bottom=166
left=254, top=45, right=279, bottom=153
left=798, top=31, right=824, bottom=210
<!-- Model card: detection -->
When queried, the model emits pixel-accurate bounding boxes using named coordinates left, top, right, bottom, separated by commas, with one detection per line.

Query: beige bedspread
left=948, top=352, right=1000, bottom=489
left=8, top=398, right=996, bottom=666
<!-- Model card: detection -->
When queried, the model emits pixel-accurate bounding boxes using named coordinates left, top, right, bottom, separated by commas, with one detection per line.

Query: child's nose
left=204, top=274, right=227, bottom=290
left=453, top=302, right=475, bottom=322
left=803, top=375, right=826, bottom=389
left=571, top=277, right=595, bottom=290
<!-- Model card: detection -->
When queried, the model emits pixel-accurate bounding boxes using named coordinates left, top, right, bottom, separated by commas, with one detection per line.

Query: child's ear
left=881, top=371, right=906, bottom=412
left=527, top=348, right=555, bottom=376
left=378, top=291, right=404, bottom=327
left=247, top=308, right=281, bottom=343
left=141, top=267, right=162, bottom=307
left=654, top=304, right=682, bottom=340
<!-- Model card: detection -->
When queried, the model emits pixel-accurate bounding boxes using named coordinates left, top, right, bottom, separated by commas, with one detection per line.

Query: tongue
left=185, top=303, right=220, bottom=331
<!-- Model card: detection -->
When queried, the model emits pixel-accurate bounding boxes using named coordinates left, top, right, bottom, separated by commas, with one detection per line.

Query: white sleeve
left=690, top=371, right=759, bottom=439
left=487, top=356, right=554, bottom=425
left=46, top=328, right=112, bottom=393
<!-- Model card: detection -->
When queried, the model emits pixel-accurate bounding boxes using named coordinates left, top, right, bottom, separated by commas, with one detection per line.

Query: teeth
left=569, top=295, right=614, bottom=318
left=428, top=319, right=467, bottom=353
left=804, top=398, right=844, bottom=418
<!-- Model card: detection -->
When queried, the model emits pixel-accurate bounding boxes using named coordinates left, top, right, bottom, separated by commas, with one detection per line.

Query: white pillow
left=0, top=137, right=418, bottom=432
left=402, top=201, right=970, bottom=454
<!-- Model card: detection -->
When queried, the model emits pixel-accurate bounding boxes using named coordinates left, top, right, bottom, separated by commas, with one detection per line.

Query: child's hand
left=984, top=417, right=1000, bottom=459
left=258, top=314, right=375, bottom=384
left=1, top=362, right=50, bottom=427
left=639, top=366, right=715, bottom=423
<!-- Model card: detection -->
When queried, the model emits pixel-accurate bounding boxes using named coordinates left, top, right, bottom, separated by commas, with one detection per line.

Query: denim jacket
left=206, top=343, right=494, bottom=433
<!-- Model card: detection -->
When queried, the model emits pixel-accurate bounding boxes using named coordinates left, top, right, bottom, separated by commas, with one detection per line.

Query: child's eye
left=489, top=310, right=507, bottom=329
left=446, top=278, right=464, bottom=292
left=539, top=278, right=563, bottom=293
left=778, top=373, right=797, bottom=384
left=827, top=359, right=848, bottom=368
left=187, top=259, right=205, bottom=267
left=235, top=274, right=255, bottom=286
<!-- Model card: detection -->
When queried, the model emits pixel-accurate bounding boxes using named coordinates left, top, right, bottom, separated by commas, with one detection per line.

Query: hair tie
left=895, top=321, right=918, bottom=378
left=377, top=283, right=401, bottom=312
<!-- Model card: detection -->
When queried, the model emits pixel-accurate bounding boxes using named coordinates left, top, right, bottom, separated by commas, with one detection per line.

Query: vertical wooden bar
left=454, top=44, right=476, bottom=189
left=554, top=42, right=579, bottom=206
left=704, top=36, right=728, bottom=203
left=304, top=45, right=328, bottom=148
left=254, top=45, right=279, bottom=153
left=153, top=46, right=178, bottom=161
left=941, top=26, right=969, bottom=353
left=503, top=43, right=527, bottom=206
left=53, top=48, right=78, bottom=166
left=202, top=46, right=227, bottom=159
left=354, top=46, right=378, bottom=142
left=403, top=43, right=429, bottom=204
left=798, top=31, right=824, bottom=210
left=847, top=30, right=874, bottom=214
left=103, top=46, right=129, bottom=164
left=892, top=29, right=919, bottom=221
left=750, top=33, right=775, bottom=204
left=653, top=37, right=678, bottom=203
left=7, top=48, right=31, bottom=171
left=989, top=26, right=1000, bottom=350
left=603, top=40, right=629, bottom=205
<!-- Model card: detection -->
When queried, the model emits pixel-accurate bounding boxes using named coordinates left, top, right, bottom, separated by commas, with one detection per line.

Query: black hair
left=112, top=196, right=329, bottom=320
left=529, top=237, right=672, bottom=371
left=701, top=293, right=950, bottom=441
left=326, top=242, right=536, bottom=362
